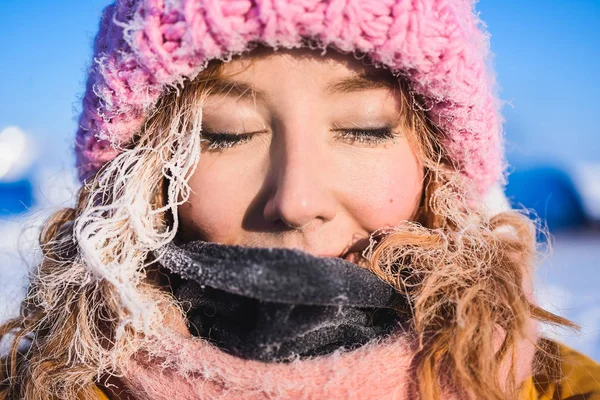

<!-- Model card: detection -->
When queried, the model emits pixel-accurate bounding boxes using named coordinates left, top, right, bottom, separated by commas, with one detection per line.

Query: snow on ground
left=0, top=166, right=78, bottom=321
left=535, top=231, right=600, bottom=361
left=0, top=215, right=38, bottom=321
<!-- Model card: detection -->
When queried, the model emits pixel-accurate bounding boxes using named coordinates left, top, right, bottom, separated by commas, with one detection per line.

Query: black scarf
left=157, top=241, right=406, bottom=362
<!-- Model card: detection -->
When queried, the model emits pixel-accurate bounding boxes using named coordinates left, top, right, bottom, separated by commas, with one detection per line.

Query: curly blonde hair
left=0, top=55, right=573, bottom=400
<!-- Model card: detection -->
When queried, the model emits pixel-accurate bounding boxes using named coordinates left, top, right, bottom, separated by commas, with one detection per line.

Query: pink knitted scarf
left=117, top=314, right=539, bottom=399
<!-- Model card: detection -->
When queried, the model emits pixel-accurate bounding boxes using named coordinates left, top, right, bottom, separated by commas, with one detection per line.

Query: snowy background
left=1, top=1, right=599, bottom=361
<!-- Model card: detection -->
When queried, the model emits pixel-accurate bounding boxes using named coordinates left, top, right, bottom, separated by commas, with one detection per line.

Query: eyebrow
left=206, top=79, right=269, bottom=103
left=324, top=72, right=397, bottom=95
left=205, top=71, right=397, bottom=103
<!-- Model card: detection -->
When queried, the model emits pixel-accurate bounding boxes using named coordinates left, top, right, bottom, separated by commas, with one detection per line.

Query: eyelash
left=332, top=127, right=397, bottom=146
left=201, top=127, right=397, bottom=150
left=201, top=132, right=256, bottom=150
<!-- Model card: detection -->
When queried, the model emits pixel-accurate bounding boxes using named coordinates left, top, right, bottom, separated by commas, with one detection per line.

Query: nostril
left=263, top=190, right=335, bottom=230
left=268, top=218, right=303, bottom=232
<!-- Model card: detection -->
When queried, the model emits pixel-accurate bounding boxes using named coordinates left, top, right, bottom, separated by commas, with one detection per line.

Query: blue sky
left=478, top=0, right=600, bottom=167
left=0, top=0, right=599, bottom=171
left=0, top=0, right=112, bottom=168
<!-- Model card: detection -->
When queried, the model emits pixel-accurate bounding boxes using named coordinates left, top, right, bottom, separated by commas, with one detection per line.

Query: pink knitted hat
left=75, top=0, right=505, bottom=195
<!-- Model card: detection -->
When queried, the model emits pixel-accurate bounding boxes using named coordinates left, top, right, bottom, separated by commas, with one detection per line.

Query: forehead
left=211, top=47, right=399, bottom=98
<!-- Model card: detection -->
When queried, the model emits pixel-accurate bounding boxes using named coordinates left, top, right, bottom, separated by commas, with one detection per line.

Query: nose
left=263, top=130, right=337, bottom=230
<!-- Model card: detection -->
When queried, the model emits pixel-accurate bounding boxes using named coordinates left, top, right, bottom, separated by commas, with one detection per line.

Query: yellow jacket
left=89, top=341, right=599, bottom=400
left=520, top=341, right=600, bottom=400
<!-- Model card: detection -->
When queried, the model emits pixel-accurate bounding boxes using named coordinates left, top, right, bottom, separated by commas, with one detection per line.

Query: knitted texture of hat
left=75, top=0, right=505, bottom=195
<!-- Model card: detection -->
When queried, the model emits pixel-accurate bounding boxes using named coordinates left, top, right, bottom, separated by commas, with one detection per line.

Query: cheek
left=341, top=144, right=424, bottom=231
left=178, top=157, right=257, bottom=243
left=179, top=142, right=424, bottom=241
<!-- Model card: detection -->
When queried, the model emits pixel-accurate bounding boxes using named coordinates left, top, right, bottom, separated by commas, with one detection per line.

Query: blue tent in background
left=0, top=179, right=33, bottom=216
left=505, top=166, right=588, bottom=231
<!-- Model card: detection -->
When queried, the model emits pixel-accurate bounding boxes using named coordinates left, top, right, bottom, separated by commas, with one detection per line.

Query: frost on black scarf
left=156, top=241, right=408, bottom=362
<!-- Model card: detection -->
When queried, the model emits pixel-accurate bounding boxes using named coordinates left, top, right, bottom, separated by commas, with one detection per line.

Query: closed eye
left=200, top=126, right=400, bottom=151
left=331, top=126, right=399, bottom=146
left=200, top=130, right=265, bottom=150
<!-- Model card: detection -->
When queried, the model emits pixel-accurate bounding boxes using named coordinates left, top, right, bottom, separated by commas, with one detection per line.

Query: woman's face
left=178, top=48, right=424, bottom=264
